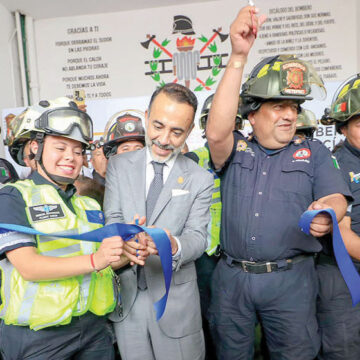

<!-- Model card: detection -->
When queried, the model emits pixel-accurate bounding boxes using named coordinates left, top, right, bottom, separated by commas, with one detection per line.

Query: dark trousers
left=209, top=257, right=320, bottom=360
left=317, top=261, right=360, bottom=360
left=0, top=312, right=114, bottom=360
left=195, top=253, right=219, bottom=360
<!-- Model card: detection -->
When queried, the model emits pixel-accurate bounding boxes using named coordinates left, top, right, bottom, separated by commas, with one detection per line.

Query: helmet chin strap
left=39, top=160, right=77, bottom=186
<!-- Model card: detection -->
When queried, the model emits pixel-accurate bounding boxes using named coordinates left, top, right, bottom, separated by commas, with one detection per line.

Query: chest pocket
left=279, top=161, right=314, bottom=201
left=229, top=151, right=255, bottom=195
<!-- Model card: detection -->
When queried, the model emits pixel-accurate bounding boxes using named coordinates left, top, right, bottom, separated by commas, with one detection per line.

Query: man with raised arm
left=206, top=5, right=352, bottom=360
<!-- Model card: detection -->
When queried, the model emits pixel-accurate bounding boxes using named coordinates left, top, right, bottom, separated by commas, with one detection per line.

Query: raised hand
left=229, top=6, right=267, bottom=60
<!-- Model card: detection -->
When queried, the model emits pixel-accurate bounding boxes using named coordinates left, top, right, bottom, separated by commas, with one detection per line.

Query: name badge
left=29, top=204, right=65, bottom=222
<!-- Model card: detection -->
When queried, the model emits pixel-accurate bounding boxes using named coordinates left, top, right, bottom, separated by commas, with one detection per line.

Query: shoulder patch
left=236, top=140, right=248, bottom=152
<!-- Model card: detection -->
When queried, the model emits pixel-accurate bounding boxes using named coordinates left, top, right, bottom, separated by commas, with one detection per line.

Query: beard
left=145, top=133, right=185, bottom=163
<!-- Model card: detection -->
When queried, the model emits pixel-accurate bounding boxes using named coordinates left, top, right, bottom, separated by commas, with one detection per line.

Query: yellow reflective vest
left=0, top=179, right=116, bottom=330
left=192, top=146, right=221, bottom=255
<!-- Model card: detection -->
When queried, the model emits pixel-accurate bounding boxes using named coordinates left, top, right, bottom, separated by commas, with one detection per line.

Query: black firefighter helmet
left=103, top=111, right=145, bottom=158
left=239, top=54, right=326, bottom=119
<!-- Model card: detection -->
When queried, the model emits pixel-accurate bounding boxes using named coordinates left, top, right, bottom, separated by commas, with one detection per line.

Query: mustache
left=151, top=139, right=175, bottom=151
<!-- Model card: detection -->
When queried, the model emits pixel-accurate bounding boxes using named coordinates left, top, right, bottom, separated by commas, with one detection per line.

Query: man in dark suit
left=104, top=83, right=213, bottom=360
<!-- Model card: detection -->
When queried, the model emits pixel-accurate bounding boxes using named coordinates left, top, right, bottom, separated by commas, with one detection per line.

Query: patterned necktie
left=146, top=161, right=165, bottom=220
left=138, top=161, right=165, bottom=291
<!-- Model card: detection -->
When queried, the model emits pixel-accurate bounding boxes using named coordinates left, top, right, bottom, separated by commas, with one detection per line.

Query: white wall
left=1, top=0, right=360, bottom=157
left=33, top=0, right=359, bottom=101
left=0, top=3, right=21, bottom=157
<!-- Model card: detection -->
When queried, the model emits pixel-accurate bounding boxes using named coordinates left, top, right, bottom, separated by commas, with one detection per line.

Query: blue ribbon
left=0, top=222, right=172, bottom=320
left=299, top=209, right=360, bottom=306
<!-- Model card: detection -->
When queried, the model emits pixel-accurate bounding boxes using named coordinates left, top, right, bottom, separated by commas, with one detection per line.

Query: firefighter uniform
left=208, top=131, right=351, bottom=359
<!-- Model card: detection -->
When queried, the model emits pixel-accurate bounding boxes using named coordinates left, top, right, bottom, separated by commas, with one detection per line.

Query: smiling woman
left=0, top=97, right=130, bottom=359
left=32, top=136, right=84, bottom=189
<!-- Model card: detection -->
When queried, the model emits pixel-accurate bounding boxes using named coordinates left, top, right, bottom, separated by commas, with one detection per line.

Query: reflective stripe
left=37, top=229, right=81, bottom=244
left=76, top=223, right=96, bottom=313
left=38, top=235, right=64, bottom=244
left=42, top=243, right=81, bottom=257
left=207, top=245, right=218, bottom=256
left=213, top=185, right=221, bottom=192
left=79, top=223, right=95, bottom=255
left=0, top=235, right=35, bottom=252
left=0, top=260, right=13, bottom=318
left=211, top=197, right=221, bottom=205
left=31, top=186, right=42, bottom=205
left=75, top=273, right=92, bottom=314
left=192, top=146, right=222, bottom=255
left=33, top=309, right=73, bottom=331
left=17, top=282, right=39, bottom=324
left=1, top=180, right=115, bottom=329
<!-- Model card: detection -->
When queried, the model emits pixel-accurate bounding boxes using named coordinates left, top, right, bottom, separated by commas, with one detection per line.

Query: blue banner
left=0, top=222, right=172, bottom=320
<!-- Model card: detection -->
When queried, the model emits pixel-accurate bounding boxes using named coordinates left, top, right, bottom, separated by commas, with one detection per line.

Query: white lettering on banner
left=52, top=24, right=113, bottom=99
left=33, top=0, right=356, bottom=100
left=256, top=4, right=342, bottom=80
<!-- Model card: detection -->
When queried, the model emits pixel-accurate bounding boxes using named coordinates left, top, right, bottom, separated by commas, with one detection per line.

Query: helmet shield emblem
left=281, top=62, right=309, bottom=96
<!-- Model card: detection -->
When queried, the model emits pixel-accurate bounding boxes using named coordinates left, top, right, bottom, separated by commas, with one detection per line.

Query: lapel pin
left=177, top=176, right=184, bottom=184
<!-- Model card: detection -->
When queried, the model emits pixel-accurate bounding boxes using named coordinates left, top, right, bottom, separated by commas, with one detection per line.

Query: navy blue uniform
left=317, top=139, right=360, bottom=360
left=209, top=131, right=351, bottom=360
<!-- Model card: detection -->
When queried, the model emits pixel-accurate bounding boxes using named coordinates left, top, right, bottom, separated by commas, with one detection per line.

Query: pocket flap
left=232, top=151, right=254, bottom=170
left=282, top=161, right=313, bottom=177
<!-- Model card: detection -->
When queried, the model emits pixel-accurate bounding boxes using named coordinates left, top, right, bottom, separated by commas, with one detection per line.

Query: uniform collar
left=344, top=138, right=360, bottom=158
left=250, top=134, right=302, bottom=156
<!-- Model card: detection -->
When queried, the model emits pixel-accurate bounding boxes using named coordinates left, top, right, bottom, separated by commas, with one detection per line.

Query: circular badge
left=293, top=148, right=311, bottom=160
left=124, top=122, right=136, bottom=132
left=236, top=140, right=248, bottom=152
